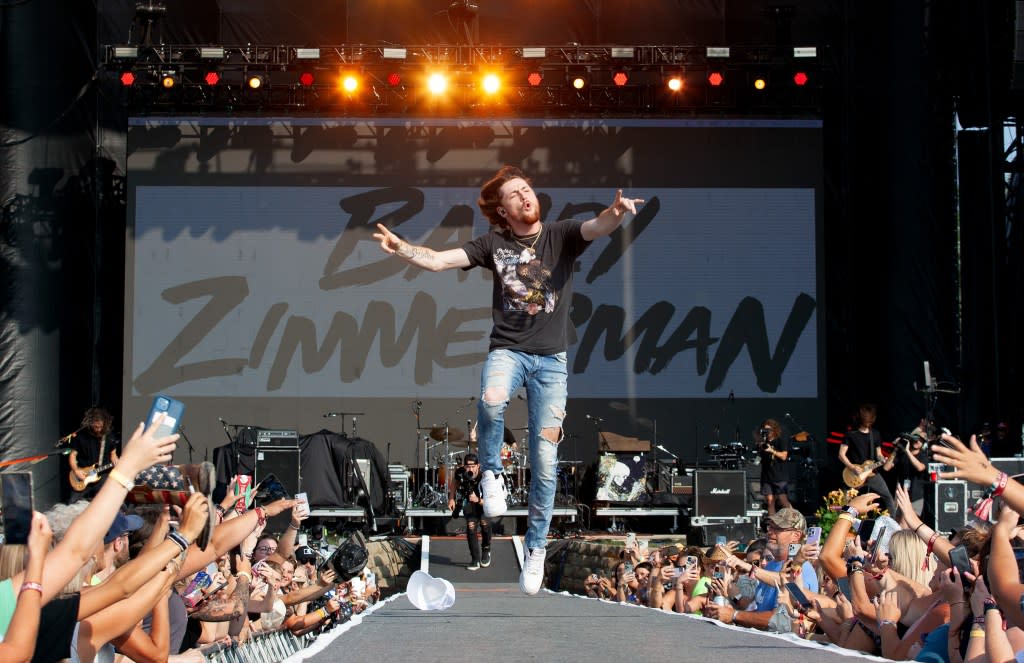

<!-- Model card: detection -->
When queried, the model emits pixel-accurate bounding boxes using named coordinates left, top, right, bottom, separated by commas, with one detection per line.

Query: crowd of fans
left=0, top=416, right=378, bottom=663
left=581, top=432, right=1024, bottom=662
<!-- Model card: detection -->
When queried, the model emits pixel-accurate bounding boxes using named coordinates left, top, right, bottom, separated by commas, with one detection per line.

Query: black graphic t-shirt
left=463, top=218, right=591, bottom=355
left=759, top=435, right=790, bottom=484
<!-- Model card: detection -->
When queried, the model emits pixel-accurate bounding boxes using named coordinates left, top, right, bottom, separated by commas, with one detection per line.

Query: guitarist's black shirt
left=843, top=429, right=880, bottom=466
left=71, top=431, right=121, bottom=467
left=759, top=435, right=790, bottom=484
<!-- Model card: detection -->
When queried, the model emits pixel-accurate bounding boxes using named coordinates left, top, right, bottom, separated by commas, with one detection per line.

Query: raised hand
left=848, top=491, right=881, bottom=515
left=178, top=492, right=210, bottom=543
left=27, top=511, right=53, bottom=559
left=263, top=498, right=298, bottom=518
left=875, top=590, right=902, bottom=625
left=118, top=415, right=179, bottom=476
left=610, top=189, right=644, bottom=217
left=931, top=434, right=1000, bottom=486
left=372, top=223, right=403, bottom=255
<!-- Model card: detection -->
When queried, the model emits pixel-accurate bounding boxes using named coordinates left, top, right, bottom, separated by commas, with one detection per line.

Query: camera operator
left=447, top=453, right=493, bottom=571
left=756, top=419, right=791, bottom=516
left=890, top=431, right=927, bottom=512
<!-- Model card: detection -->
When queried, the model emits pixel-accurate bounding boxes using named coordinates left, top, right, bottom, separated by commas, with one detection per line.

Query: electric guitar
left=842, top=459, right=888, bottom=489
left=69, top=462, right=115, bottom=492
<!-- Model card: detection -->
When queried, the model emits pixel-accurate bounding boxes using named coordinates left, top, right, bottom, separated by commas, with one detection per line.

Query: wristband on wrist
left=969, top=630, right=985, bottom=639
left=973, top=616, right=986, bottom=625
left=845, top=506, right=860, bottom=519
left=991, top=472, right=1009, bottom=497
left=236, top=572, right=252, bottom=584
left=19, top=581, right=43, bottom=595
left=836, top=512, right=856, bottom=526
left=254, top=507, right=267, bottom=527
left=913, top=522, right=926, bottom=534
left=108, top=468, right=135, bottom=491
left=878, top=619, right=897, bottom=628
left=167, top=530, right=190, bottom=552
left=923, top=533, right=939, bottom=571
left=288, top=521, right=301, bottom=530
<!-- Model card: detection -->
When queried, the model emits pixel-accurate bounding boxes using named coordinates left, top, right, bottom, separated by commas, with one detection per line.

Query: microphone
left=218, top=417, right=228, bottom=425
left=585, top=414, right=604, bottom=422
left=323, top=412, right=340, bottom=418
left=416, top=400, right=423, bottom=406
left=728, top=390, right=735, bottom=403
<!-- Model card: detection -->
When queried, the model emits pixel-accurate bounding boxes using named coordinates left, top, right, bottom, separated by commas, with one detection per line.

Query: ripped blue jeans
left=476, top=348, right=567, bottom=550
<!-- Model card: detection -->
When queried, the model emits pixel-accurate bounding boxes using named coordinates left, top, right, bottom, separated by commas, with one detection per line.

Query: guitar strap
left=97, top=434, right=107, bottom=468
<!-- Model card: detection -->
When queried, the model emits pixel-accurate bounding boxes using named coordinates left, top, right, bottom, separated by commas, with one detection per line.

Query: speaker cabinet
left=922, top=480, right=968, bottom=534
left=255, top=446, right=301, bottom=533
left=990, top=458, right=1024, bottom=477
left=694, top=470, right=747, bottom=518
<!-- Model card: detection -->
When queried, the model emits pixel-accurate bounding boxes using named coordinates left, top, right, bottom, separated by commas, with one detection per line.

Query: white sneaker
left=480, top=470, right=508, bottom=518
left=519, top=547, right=546, bottom=595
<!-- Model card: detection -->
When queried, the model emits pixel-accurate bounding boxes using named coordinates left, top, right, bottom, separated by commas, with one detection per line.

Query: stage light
left=707, top=71, right=724, bottom=87
left=298, top=71, right=315, bottom=87
left=427, top=72, right=447, bottom=95
left=386, top=72, right=402, bottom=87
left=571, top=75, right=586, bottom=90
left=481, top=73, right=500, bottom=94
left=793, top=71, right=809, bottom=86
left=203, top=71, right=221, bottom=86
left=666, top=75, right=683, bottom=92
left=246, top=73, right=266, bottom=90
left=527, top=71, right=542, bottom=86
left=160, top=72, right=179, bottom=89
left=200, top=47, right=225, bottom=60
left=295, top=48, right=320, bottom=60
left=119, top=71, right=136, bottom=87
left=753, top=76, right=767, bottom=90
left=612, top=71, right=628, bottom=87
left=340, top=73, right=359, bottom=93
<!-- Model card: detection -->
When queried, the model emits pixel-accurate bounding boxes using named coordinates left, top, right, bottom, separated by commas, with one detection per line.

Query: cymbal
left=429, top=426, right=465, bottom=443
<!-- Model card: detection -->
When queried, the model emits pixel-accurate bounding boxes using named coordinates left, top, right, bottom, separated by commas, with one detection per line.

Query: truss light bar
left=114, top=46, right=138, bottom=59
left=295, top=48, right=321, bottom=60
left=382, top=48, right=407, bottom=59
left=611, top=47, right=634, bottom=59
left=793, top=47, right=817, bottom=58
left=522, top=47, right=546, bottom=58
left=200, top=47, right=225, bottom=59
left=706, top=47, right=730, bottom=58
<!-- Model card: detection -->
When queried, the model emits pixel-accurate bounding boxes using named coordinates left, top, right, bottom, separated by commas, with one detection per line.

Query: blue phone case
left=147, top=395, right=185, bottom=437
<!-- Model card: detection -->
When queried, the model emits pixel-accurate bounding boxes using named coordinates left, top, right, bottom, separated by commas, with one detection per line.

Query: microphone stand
left=54, top=425, right=87, bottom=449
left=179, top=425, right=196, bottom=464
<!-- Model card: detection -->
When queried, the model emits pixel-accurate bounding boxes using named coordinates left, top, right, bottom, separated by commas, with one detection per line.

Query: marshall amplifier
left=694, top=470, right=747, bottom=519
left=257, top=430, right=299, bottom=448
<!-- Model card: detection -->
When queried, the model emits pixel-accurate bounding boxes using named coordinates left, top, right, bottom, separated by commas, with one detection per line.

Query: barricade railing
left=199, top=628, right=317, bottom=663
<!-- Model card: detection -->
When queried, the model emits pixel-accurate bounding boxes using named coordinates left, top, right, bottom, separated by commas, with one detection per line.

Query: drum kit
left=704, top=440, right=749, bottom=469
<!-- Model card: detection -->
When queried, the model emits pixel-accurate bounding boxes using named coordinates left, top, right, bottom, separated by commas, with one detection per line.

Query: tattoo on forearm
left=396, top=242, right=430, bottom=261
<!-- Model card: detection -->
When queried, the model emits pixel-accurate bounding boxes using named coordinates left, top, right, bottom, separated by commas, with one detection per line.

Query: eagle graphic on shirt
left=494, top=248, right=555, bottom=315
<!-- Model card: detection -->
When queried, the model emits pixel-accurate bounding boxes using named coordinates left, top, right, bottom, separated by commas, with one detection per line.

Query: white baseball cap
left=406, top=570, right=455, bottom=611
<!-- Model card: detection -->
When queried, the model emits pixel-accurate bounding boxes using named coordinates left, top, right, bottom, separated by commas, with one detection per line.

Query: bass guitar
left=69, top=462, right=115, bottom=492
left=842, top=459, right=887, bottom=489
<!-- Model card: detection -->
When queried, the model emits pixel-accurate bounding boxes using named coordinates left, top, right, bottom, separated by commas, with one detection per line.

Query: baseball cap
left=104, top=512, right=144, bottom=544
left=295, top=545, right=318, bottom=563
left=766, top=507, right=807, bottom=533
left=407, top=570, right=455, bottom=611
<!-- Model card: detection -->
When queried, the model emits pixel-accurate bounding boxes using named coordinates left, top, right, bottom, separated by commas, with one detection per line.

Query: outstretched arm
left=580, top=190, right=644, bottom=241
left=373, top=223, right=470, bottom=272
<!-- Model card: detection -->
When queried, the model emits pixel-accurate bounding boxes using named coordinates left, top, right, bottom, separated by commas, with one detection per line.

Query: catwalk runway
left=288, top=538, right=879, bottom=663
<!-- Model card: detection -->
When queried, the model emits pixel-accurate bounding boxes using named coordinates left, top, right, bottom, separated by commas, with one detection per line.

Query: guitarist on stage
left=838, top=404, right=896, bottom=513
left=447, top=454, right=493, bottom=571
left=68, top=407, right=121, bottom=500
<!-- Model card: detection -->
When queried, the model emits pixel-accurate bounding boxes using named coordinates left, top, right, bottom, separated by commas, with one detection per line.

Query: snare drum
left=500, top=444, right=516, bottom=468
